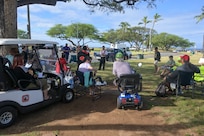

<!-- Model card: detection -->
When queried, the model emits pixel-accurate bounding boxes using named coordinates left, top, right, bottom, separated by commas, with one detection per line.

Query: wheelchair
left=116, top=73, right=143, bottom=110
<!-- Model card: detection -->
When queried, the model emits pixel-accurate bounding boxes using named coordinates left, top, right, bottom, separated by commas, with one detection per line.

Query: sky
left=17, top=0, right=204, bottom=49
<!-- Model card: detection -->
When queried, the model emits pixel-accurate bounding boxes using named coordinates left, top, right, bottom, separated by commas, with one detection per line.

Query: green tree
left=101, top=29, right=119, bottom=44
left=47, top=23, right=99, bottom=46
left=149, top=13, right=162, bottom=49
left=17, top=29, right=29, bottom=39
left=138, top=16, right=152, bottom=48
left=195, top=6, right=204, bottom=23
left=0, top=0, right=157, bottom=54
left=118, top=22, right=131, bottom=43
left=152, top=33, right=194, bottom=51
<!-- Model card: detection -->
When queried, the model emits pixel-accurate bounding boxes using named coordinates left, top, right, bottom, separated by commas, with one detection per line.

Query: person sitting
left=12, top=54, right=51, bottom=100
left=157, top=55, right=175, bottom=75
left=162, top=54, right=200, bottom=94
left=160, top=56, right=181, bottom=78
left=194, top=58, right=204, bottom=84
left=55, top=53, right=69, bottom=74
left=112, top=52, right=134, bottom=86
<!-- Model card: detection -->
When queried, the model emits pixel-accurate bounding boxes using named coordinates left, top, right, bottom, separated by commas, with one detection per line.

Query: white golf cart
left=0, top=38, right=75, bottom=128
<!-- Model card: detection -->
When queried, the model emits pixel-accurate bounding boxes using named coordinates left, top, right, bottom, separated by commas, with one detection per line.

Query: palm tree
left=119, top=22, right=130, bottom=43
left=138, top=16, right=151, bottom=49
left=195, top=6, right=204, bottom=23
left=119, top=22, right=130, bottom=32
left=149, top=13, right=162, bottom=50
left=138, top=16, right=151, bottom=28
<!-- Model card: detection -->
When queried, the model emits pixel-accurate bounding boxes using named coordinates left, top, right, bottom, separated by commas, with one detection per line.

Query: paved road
left=141, top=52, right=183, bottom=59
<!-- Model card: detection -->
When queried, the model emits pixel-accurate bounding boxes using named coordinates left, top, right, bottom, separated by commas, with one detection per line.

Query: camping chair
left=75, top=71, right=103, bottom=101
left=172, top=71, right=195, bottom=97
left=117, top=73, right=141, bottom=93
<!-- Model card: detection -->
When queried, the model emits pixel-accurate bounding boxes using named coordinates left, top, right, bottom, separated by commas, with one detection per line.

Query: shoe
left=95, top=81, right=103, bottom=86
left=102, top=81, right=107, bottom=85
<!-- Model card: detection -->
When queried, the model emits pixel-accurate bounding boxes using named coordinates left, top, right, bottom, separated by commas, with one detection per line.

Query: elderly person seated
left=112, top=52, right=134, bottom=86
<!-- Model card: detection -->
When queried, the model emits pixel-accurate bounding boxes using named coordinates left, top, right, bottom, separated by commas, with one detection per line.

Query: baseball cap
left=181, top=54, right=190, bottom=62
left=115, top=52, right=123, bottom=58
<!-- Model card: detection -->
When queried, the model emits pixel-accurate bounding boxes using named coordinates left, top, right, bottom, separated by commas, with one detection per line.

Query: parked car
left=94, top=48, right=132, bottom=62
left=106, top=48, right=132, bottom=62
left=0, top=38, right=75, bottom=128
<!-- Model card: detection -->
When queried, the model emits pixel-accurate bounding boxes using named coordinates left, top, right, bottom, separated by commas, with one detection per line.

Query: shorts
left=154, top=60, right=158, bottom=65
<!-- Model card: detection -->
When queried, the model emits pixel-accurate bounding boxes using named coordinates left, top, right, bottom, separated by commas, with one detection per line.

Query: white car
left=0, top=38, right=75, bottom=128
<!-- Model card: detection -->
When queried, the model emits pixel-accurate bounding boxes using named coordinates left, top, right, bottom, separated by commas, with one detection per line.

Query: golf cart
left=0, top=38, right=75, bottom=128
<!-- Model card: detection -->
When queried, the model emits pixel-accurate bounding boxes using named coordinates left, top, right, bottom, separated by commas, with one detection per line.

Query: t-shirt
left=166, top=60, right=175, bottom=67
left=63, top=46, right=70, bottom=55
left=78, top=62, right=92, bottom=73
left=77, top=50, right=90, bottom=65
left=100, top=49, right=107, bottom=58
left=113, top=61, right=133, bottom=77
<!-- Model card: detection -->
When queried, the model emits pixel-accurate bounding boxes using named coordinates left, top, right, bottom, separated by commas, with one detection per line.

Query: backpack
left=155, top=82, right=166, bottom=97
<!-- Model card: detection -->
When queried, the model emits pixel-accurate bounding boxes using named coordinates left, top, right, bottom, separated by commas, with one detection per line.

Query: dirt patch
left=0, top=85, right=197, bottom=136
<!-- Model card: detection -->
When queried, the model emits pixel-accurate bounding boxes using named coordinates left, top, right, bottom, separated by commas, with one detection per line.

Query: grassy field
left=70, top=50, right=204, bottom=135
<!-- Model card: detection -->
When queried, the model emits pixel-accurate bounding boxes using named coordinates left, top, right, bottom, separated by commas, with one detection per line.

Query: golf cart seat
left=117, top=73, right=141, bottom=93
left=4, top=67, right=42, bottom=91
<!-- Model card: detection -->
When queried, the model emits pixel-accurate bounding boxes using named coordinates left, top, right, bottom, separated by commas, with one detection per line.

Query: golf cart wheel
left=62, top=89, right=74, bottom=103
left=117, top=97, right=122, bottom=109
left=0, top=106, right=17, bottom=128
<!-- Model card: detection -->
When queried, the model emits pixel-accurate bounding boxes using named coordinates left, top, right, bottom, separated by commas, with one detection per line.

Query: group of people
left=153, top=47, right=200, bottom=94
left=5, top=51, right=51, bottom=100
left=3, top=43, right=201, bottom=99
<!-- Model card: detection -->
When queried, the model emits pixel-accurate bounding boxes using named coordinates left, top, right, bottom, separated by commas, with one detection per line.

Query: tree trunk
left=4, top=0, right=17, bottom=38
left=0, top=0, right=18, bottom=56
left=0, top=0, right=5, bottom=37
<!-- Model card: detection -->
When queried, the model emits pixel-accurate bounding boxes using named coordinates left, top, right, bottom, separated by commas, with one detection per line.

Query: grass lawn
left=70, top=50, right=204, bottom=135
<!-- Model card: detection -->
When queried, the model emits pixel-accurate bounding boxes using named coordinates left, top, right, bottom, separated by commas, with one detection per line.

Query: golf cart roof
left=0, top=38, right=58, bottom=46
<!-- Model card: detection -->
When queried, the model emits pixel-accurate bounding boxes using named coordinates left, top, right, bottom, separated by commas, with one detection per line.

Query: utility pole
left=27, top=5, right=31, bottom=39
left=203, top=34, right=204, bottom=57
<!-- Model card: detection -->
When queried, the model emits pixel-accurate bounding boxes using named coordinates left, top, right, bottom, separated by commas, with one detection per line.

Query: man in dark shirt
left=62, top=43, right=70, bottom=62
left=77, top=46, right=90, bottom=70
left=154, top=47, right=161, bottom=73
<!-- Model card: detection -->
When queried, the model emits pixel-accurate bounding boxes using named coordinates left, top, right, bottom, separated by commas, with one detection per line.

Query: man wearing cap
left=163, top=54, right=200, bottom=94
left=77, top=46, right=90, bottom=70
left=112, top=52, right=134, bottom=86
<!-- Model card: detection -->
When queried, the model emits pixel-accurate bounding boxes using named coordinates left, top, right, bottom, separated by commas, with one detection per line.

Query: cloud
left=17, top=0, right=204, bottom=48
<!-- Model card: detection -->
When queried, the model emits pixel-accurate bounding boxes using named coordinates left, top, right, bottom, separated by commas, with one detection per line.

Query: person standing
left=154, top=47, right=161, bottom=73
left=62, top=43, right=70, bottom=62
left=98, top=46, right=107, bottom=70
left=77, top=46, right=90, bottom=70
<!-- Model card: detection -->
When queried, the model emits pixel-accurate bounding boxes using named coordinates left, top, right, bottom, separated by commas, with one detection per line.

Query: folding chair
left=175, top=71, right=195, bottom=97
left=75, top=71, right=102, bottom=101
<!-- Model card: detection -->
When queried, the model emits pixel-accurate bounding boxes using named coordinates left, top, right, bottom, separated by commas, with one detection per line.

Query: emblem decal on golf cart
left=22, top=95, right=29, bottom=102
